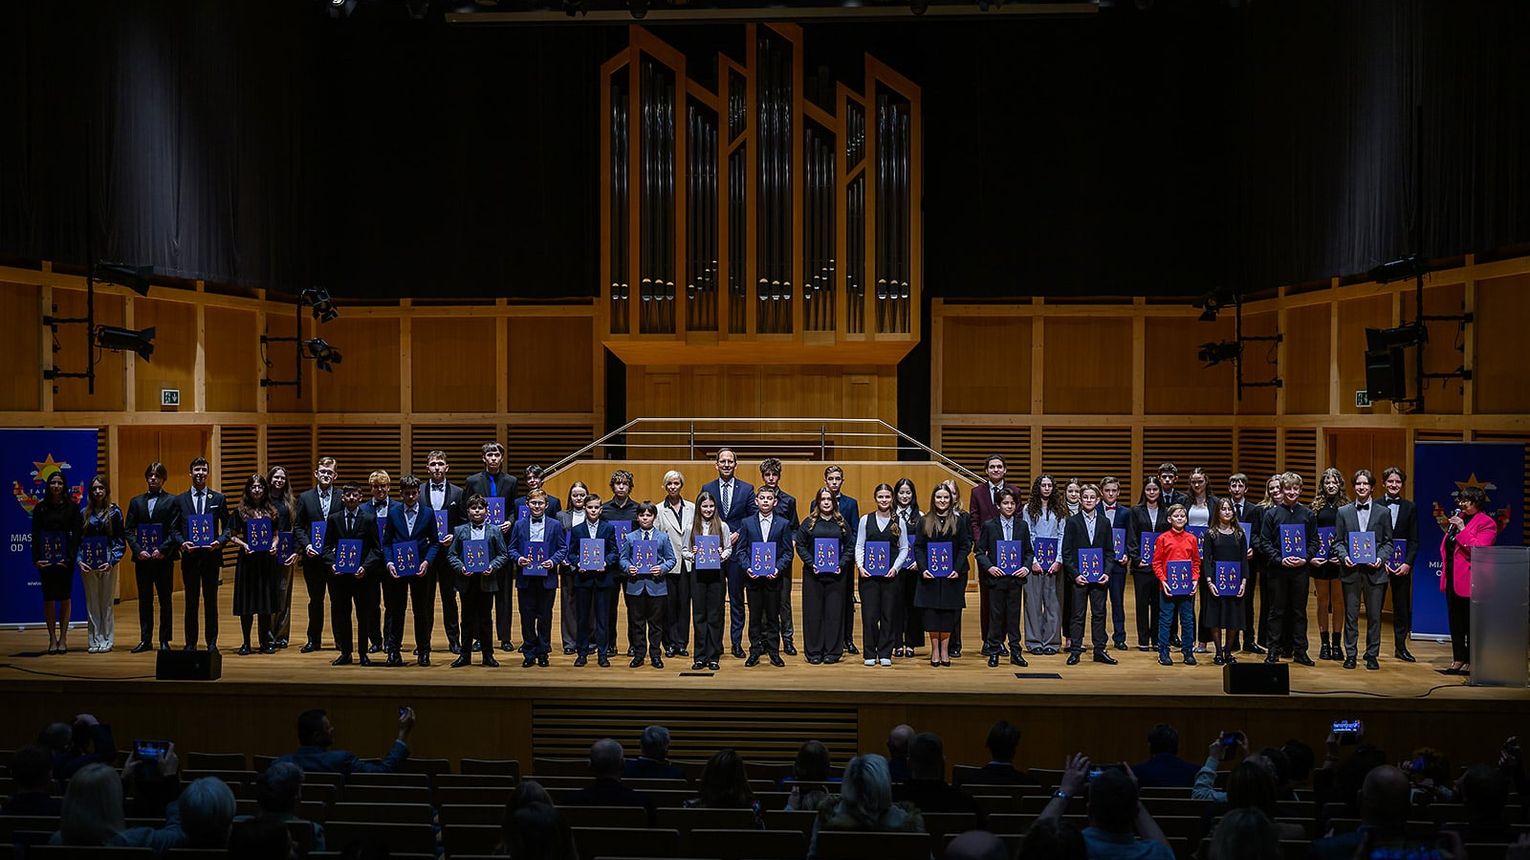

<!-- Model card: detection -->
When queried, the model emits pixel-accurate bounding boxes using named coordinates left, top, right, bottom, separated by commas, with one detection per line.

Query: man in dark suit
left=383, top=475, right=440, bottom=666
left=422, top=450, right=466, bottom=655
left=463, top=441, right=518, bottom=653
left=322, top=483, right=381, bottom=665
left=1379, top=467, right=1420, bottom=662
left=448, top=494, right=511, bottom=667
left=362, top=471, right=397, bottom=656
left=565, top=739, right=657, bottom=826
left=969, top=455, right=1018, bottom=657
left=736, top=486, right=791, bottom=666
left=125, top=461, right=180, bottom=653
left=1131, top=724, right=1200, bottom=788
left=172, top=457, right=228, bottom=652
left=623, top=726, right=685, bottom=780
left=698, top=449, right=754, bottom=658
left=1333, top=469, right=1395, bottom=671
left=892, top=733, right=986, bottom=826
left=1223, top=473, right=1263, bottom=654
left=758, top=458, right=799, bottom=656
left=974, top=489, right=1030, bottom=668
left=293, top=457, right=339, bottom=653
left=953, top=721, right=1039, bottom=789
left=509, top=489, right=567, bottom=667
left=569, top=494, right=619, bottom=667
left=277, top=707, right=414, bottom=776
left=1061, top=485, right=1118, bottom=666
left=824, top=465, right=861, bottom=655
left=1097, top=476, right=1132, bottom=651
left=1254, top=472, right=1315, bottom=665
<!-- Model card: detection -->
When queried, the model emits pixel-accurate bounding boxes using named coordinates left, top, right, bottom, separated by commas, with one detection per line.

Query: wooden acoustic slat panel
left=1142, top=427, right=1235, bottom=489
left=409, top=425, right=497, bottom=477
left=1236, top=428, right=1279, bottom=491
left=318, top=425, right=403, bottom=488
left=96, top=428, right=109, bottom=485
left=532, top=700, right=858, bottom=763
left=266, top=425, right=315, bottom=479
left=938, top=426, right=1032, bottom=477
left=1040, top=427, right=1132, bottom=493
left=1470, top=432, right=1530, bottom=545
left=508, top=424, right=594, bottom=478
left=1283, top=427, right=1318, bottom=490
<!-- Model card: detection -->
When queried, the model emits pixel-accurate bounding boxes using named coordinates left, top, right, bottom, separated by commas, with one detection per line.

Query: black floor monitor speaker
left=1223, top=661, right=1289, bottom=695
left=155, top=649, right=222, bottom=681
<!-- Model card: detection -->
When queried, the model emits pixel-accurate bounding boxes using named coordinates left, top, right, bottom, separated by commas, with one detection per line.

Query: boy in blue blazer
left=383, top=475, right=440, bottom=666
left=509, top=490, right=568, bottom=667
left=619, top=501, right=677, bottom=668
left=735, top=486, right=793, bottom=667
left=570, top=495, right=620, bottom=667
left=447, top=495, right=511, bottom=668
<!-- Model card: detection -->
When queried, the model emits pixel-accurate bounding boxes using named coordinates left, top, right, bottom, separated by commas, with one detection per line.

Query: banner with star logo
left=4, top=429, right=97, bottom=626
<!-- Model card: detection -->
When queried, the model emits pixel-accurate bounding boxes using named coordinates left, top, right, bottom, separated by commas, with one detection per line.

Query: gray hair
left=589, top=738, right=625, bottom=778
left=256, top=761, right=304, bottom=813
left=60, top=763, right=125, bottom=845
left=640, top=725, right=671, bottom=757
left=180, top=777, right=238, bottom=848
left=1209, top=808, right=1279, bottom=860
left=835, top=754, right=893, bottom=828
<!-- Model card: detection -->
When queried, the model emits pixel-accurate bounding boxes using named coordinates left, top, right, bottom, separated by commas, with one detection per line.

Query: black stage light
left=627, top=0, right=648, bottom=18
left=93, top=262, right=153, bottom=297
left=301, top=287, right=340, bottom=323
left=305, top=338, right=343, bottom=372
left=1197, top=340, right=1241, bottom=367
left=1368, top=255, right=1425, bottom=284
left=96, top=326, right=157, bottom=362
left=1365, top=323, right=1426, bottom=352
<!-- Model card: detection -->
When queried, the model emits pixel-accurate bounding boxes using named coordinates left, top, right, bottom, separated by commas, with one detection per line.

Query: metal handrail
left=547, top=417, right=979, bottom=482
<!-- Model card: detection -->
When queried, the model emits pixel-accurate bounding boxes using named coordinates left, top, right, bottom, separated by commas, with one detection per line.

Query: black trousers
left=978, top=575, right=992, bottom=646
left=328, top=574, right=360, bottom=655
left=1057, top=571, right=1072, bottom=645
left=382, top=575, right=409, bottom=652
left=726, top=564, right=747, bottom=649
left=519, top=586, right=555, bottom=656
left=1242, top=562, right=1264, bottom=645
left=357, top=567, right=384, bottom=649
left=841, top=573, right=857, bottom=647
left=459, top=584, right=494, bottom=654
left=747, top=583, right=782, bottom=656
left=984, top=579, right=1022, bottom=655
left=559, top=571, right=579, bottom=651
left=778, top=568, right=796, bottom=646
left=271, top=562, right=295, bottom=643
left=898, top=568, right=924, bottom=647
left=802, top=575, right=845, bottom=660
left=692, top=575, right=725, bottom=663
left=860, top=576, right=900, bottom=660
left=133, top=560, right=174, bottom=645
left=1068, top=581, right=1108, bottom=651
left=663, top=573, right=690, bottom=651
left=435, top=560, right=461, bottom=649
left=1445, top=588, right=1470, bottom=663
left=573, top=586, right=610, bottom=656
left=493, top=567, right=515, bottom=648
left=1196, top=577, right=1216, bottom=643
left=1132, top=570, right=1159, bottom=646
left=1389, top=572, right=1413, bottom=649
left=300, top=556, right=329, bottom=647
left=1266, top=565, right=1311, bottom=655
left=1106, top=566, right=1128, bottom=646
left=181, top=551, right=222, bottom=647
left=1257, top=561, right=1278, bottom=646
left=626, top=591, right=664, bottom=659
left=384, top=572, right=437, bottom=654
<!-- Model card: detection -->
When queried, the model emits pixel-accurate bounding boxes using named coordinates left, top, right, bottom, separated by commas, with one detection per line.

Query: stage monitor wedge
left=156, top=649, right=222, bottom=681
left=1223, top=662, right=1289, bottom=696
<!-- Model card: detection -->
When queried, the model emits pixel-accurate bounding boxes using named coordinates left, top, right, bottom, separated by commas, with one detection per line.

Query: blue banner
left=1412, top=442, right=1524, bottom=637
left=3, top=429, right=98, bottom=626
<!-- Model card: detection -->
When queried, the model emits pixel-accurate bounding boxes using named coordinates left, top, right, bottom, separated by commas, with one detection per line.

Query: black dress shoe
left=1364, top=656, right=1380, bottom=671
left=332, top=654, right=353, bottom=666
left=1319, top=641, right=1333, bottom=661
left=745, top=653, right=761, bottom=667
left=769, top=653, right=785, bottom=667
left=676, top=648, right=689, bottom=657
left=845, top=642, right=859, bottom=655
left=1264, top=652, right=1279, bottom=664
left=502, top=641, right=515, bottom=652
left=1113, top=641, right=1128, bottom=651
left=808, top=655, right=823, bottom=665
left=131, top=642, right=152, bottom=654
left=597, top=655, right=610, bottom=667
left=1343, top=656, right=1357, bottom=669
left=300, top=642, right=319, bottom=654
left=482, top=653, right=500, bottom=667
left=1011, top=653, right=1028, bottom=667
left=359, top=654, right=373, bottom=666
left=1066, top=652, right=1081, bottom=666
left=276, top=639, right=289, bottom=649
left=451, top=654, right=472, bottom=668
left=160, top=642, right=171, bottom=651
left=537, top=654, right=549, bottom=667
left=1159, top=652, right=1173, bottom=666
left=949, top=648, right=962, bottom=659
left=1244, top=643, right=1267, bottom=655
left=261, top=644, right=277, bottom=655
left=625, top=646, right=635, bottom=657
left=1395, top=649, right=1416, bottom=663
left=782, top=643, right=798, bottom=657
left=387, top=651, right=403, bottom=667
left=419, top=653, right=431, bottom=667
left=988, top=655, right=1000, bottom=667
left=823, top=655, right=841, bottom=664
left=664, top=646, right=675, bottom=658
left=629, top=656, right=645, bottom=668
left=183, top=643, right=197, bottom=651
left=1184, top=653, right=1197, bottom=666
left=707, top=661, right=720, bottom=671
left=1094, top=651, right=1118, bottom=665
left=368, top=643, right=382, bottom=654
left=1293, top=653, right=1315, bottom=666
left=732, top=645, right=746, bottom=659
left=472, top=641, right=482, bottom=652
left=563, top=646, right=576, bottom=655
left=692, top=661, right=705, bottom=670
left=1043, top=647, right=1058, bottom=656
left=237, top=644, right=252, bottom=656
left=574, top=654, right=588, bottom=667
left=653, top=656, right=665, bottom=669
left=940, top=660, right=952, bottom=667
left=524, top=655, right=537, bottom=668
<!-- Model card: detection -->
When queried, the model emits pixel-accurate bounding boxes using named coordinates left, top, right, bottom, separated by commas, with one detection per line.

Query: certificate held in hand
left=748, top=542, right=776, bottom=578
left=1111, top=528, right=1126, bottom=558
left=1388, top=539, right=1407, bottom=567
left=485, top=497, right=507, bottom=526
left=246, top=517, right=275, bottom=553
left=578, top=538, right=606, bottom=571
left=136, top=523, right=164, bottom=552
left=1315, top=526, right=1336, bottom=557
left=187, top=513, right=216, bottom=548
left=277, top=531, right=294, bottom=559
left=1348, top=531, right=1377, bottom=565
left=392, top=541, right=420, bottom=575
left=1214, top=561, right=1243, bottom=593
left=40, top=531, right=68, bottom=565
left=1279, top=524, right=1306, bottom=559
left=1033, top=537, right=1059, bottom=569
left=524, top=540, right=550, bottom=576
left=813, top=537, right=840, bottom=574
left=309, top=521, right=327, bottom=550
left=463, top=539, right=491, bottom=574
left=434, top=511, right=450, bottom=543
left=611, top=520, right=633, bottom=544
left=80, top=536, right=108, bottom=569
left=995, top=540, right=1026, bottom=576
left=1078, top=548, right=1106, bottom=583
left=631, top=539, right=659, bottom=574
left=335, top=539, right=363, bottom=574
left=1139, top=532, right=1157, bottom=566
left=927, top=541, right=955, bottom=578
left=864, top=541, right=891, bottom=577
left=1187, top=525, right=1208, bottom=551
left=1164, top=560, right=1194, bottom=596
left=693, top=534, right=723, bottom=570
left=1239, top=522, right=1253, bottom=544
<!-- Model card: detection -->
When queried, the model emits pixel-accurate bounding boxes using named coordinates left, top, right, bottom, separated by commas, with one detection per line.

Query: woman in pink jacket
left=1439, top=486, right=1499, bottom=676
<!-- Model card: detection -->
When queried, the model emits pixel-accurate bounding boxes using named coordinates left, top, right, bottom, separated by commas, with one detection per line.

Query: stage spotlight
left=910, top=0, right=928, bottom=13
left=96, top=325, right=157, bottom=362
left=93, top=262, right=153, bottom=297
left=1197, top=340, right=1241, bottom=367
left=304, top=338, right=343, bottom=372
left=626, top=0, right=648, bottom=17
left=1365, top=323, right=1426, bottom=352
left=1368, top=255, right=1426, bottom=284
left=300, top=287, right=340, bottom=323
left=1195, top=287, right=1233, bottom=322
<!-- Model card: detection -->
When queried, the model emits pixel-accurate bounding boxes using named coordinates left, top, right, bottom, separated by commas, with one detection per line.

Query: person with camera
left=1036, top=753, right=1172, bottom=860
left=276, top=706, right=415, bottom=776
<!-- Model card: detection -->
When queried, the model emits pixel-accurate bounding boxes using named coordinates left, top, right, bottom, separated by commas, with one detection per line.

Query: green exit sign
left=161, top=389, right=181, bottom=408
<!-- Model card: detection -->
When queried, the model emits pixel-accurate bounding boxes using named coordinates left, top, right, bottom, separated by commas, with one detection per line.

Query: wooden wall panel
left=1324, top=429, right=1407, bottom=490
left=508, top=425, right=595, bottom=476
left=314, top=318, right=400, bottom=413
left=1420, top=283, right=1467, bottom=415
left=1284, top=427, right=1318, bottom=490
left=410, top=424, right=498, bottom=476
left=205, top=306, right=258, bottom=413
left=1282, top=304, right=1330, bottom=414
left=1041, top=317, right=1131, bottom=414
left=1476, top=274, right=1530, bottom=414
left=1335, top=294, right=1392, bottom=415
left=509, top=316, right=594, bottom=413
left=1144, top=316, right=1234, bottom=415
left=1142, top=427, right=1235, bottom=489
left=1235, top=428, right=1279, bottom=493
left=133, top=298, right=197, bottom=413
left=264, top=310, right=313, bottom=414
left=317, top=425, right=403, bottom=488
left=937, top=426, right=1032, bottom=477
left=0, top=282, right=42, bottom=410
left=412, top=317, right=496, bottom=413
left=266, top=425, right=315, bottom=478
left=940, top=316, right=1031, bottom=414
left=53, top=289, right=126, bottom=411
left=1235, top=310, right=1280, bottom=416
left=1040, top=426, right=1133, bottom=493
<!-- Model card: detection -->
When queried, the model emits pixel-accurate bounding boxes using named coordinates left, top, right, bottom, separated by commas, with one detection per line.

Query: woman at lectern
left=1440, top=485, right=1499, bottom=677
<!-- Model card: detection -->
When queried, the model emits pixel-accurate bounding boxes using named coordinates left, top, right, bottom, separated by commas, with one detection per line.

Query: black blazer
left=422, top=481, right=466, bottom=533
left=974, top=516, right=1033, bottom=588
left=1379, top=495, right=1420, bottom=568
left=795, top=518, right=854, bottom=580
left=293, top=486, right=341, bottom=555
left=567, top=518, right=620, bottom=589
left=321, top=506, right=382, bottom=571
left=170, top=487, right=230, bottom=548
left=447, top=522, right=510, bottom=592
left=1332, top=501, right=1395, bottom=586
left=463, top=471, right=518, bottom=507
left=124, top=491, right=181, bottom=561
left=1126, top=504, right=1168, bottom=572
left=1061, top=511, right=1116, bottom=582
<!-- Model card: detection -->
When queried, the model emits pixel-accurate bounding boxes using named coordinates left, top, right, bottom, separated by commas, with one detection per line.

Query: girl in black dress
left=229, top=474, right=282, bottom=655
left=31, top=471, right=83, bottom=654
left=1202, top=497, right=1250, bottom=665
left=892, top=478, right=922, bottom=657
left=267, top=465, right=301, bottom=648
left=913, top=484, right=972, bottom=667
left=797, top=488, right=854, bottom=664
left=1309, top=467, right=1347, bottom=661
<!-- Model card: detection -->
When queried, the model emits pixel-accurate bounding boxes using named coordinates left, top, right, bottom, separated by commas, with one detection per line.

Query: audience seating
left=557, top=805, right=651, bottom=828
left=183, top=754, right=246, bottom=772
left=815, top=830, right=932, bottom=860
left=28, top=848, right=154, bottom=860
left=323, top=821, right=437, bottom=856
left=762, top=809, right=817, bottom=836
left=327, top=801, right=434, bottom=825
left=686, top=827, right=805, bottom=860
left=458, top=759, right=520, bottom=778
left=655, top=807, right=761, bottom=832
left=437, top=804, right=504, bottom=827
left=441, top=823, right=502, bottom=856
left=572, top=826, right=681, bottom=859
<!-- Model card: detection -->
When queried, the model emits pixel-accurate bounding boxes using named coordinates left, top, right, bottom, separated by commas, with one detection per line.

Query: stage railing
left=547, top=417, right=979, bottom=482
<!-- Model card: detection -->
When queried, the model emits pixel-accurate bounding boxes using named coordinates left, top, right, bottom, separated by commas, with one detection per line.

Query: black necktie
left=347, top=512, right=355, bottom=531
left=991, top=486, right=1000, bottom=506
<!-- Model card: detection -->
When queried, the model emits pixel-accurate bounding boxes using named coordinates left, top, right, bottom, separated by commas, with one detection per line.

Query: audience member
left=1402, top=747, right=1457, bottom=806
left=684, top=748, right=764, bottom=827
left=1132, top=723, right=1198, bottom=788
left=228, top=816, right=293, bottom=860
left=808, top=754, right=924, bottom=860
left=954, top=720, right=1039, bottom=788
left=1281, top=740, right=1315, bottom=787
left=500, top=781, right=575, bottom=860
left=54, top=762, right=199, bottom=853
left=564, top=738, right=657, bottom=825
left=241, top=760, right=325, bottom=852
left=624, top=724, right=684, bottom=779
left=178, top=776, right=239, bottom=848
left=886, top=723, right=915, bottom=782
left=1018, top=818, right=1087, bottom=860
left=785, top=740, right=835, bottom=811
left=945, top=829, right=1009, bottom=860
left=1222, top=759, right=1305, bottom=840
left=2, top=744, right=62, bottom=816
left=1444, top=764, right=1516, bottom=845
left=122, top=741, right=185, bottom=820
left=1208, top=807, right=1280, bottom=860
left=892, top=732, right=985, bottom=825
left=277, top=707, right=414, bottom=776
left=1038, top=754, right=1172, bottom=860
left=41, top=713, right=117, bottom=781
left=1309, top=765, right=1411, bottom=860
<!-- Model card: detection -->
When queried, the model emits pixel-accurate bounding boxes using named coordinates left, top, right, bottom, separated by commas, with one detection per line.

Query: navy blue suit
left=834, top=494, right=861, bottom=648
left=700, top=477, right=755, bottom=651
left=509, top=516, right=567, bottom=657
left=171, top=487, right=229, bottom=649
left=735, top=514, right=792, bottom=656
left=1097, top=502, right=1132, bottom=647
left=278, top=740, right=409, bottom=776
left=568, top=519, right=620, bottom=656
left=383, top=504, right=440, bottom=657
left=322, top=505, right=381, bottom=658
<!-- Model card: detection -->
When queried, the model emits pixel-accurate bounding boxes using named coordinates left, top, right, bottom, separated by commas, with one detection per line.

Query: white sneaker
left=864, top=658, right=876, bottom=667
left=879, top=658, right=892, bottom=667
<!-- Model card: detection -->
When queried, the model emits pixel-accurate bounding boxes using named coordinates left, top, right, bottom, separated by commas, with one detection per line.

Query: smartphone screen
left=135, top=740, right=169, bottom=759
left=1332, top=719, right=1362, bottom=734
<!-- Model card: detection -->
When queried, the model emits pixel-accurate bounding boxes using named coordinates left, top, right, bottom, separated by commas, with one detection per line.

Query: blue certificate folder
left=748, top=541, right=776, bottom=578
left=995, top=539, right=1026, bottom=576
left=1348, top=531, right=1377, bottom=565
left=1033, top=537, right=1059, bottom=569
left=813, top=537, right=840, bottom=574
left=135, top=524, right=164, bottom=551
left=1315, top=526, right=1336, bottom=557
left=578, top=538, right=606, bottom=571
left=1214, top=561, right=1243, bottom=593
left=693, top=534, right=723, bottom=570
left=1187, top=525, right=1208, bottom=549
left=1078, top=548, right=1106, bottom=583
left=80, top=536, right=108, bottom=569
left=1240, top=522, right=1253, bottom=544
left=246, top=517, right=275, bottom=553
left=1111, top=528, right=1126, bottom=558
left=462, top=539, right=491, bottom=573
left=631, top=539, right=659, bottom=574
left=40, top=531, right=68, bottom=565
left=485, top=497, right=507, bottom=526
left=864, top=541, right=891, bottom=577
left=1388, top=539, right=1407, bottom=566
left=277, top=531, right=294, bottom=559
left=927, top=541, right=955, bottom=578
left=392, top=541, right=420, bottom=575
left=434, top=511, right=450, bottom=542
left=309, top=521, right=327, bottom=550
left=1164, top=560, right=1194, bottom=596
left=611, top=520, right=633, bottom=544
left=1279, top=523, right=1307, bottom=559
left=1139, top=532, right=1158, bottom=566
left=335, top=539, right=363, bottom=574
left=523, top=540, right=550, bottom=576
left=187, top=513, right=216, bottom=548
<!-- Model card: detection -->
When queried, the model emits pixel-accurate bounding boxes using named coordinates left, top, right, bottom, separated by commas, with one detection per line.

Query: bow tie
left=1355, top=503, right=1369, bottom=511
left=432, top=484, right=445, bottom=492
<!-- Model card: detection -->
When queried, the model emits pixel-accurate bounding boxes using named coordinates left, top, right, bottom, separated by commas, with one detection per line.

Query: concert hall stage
left=3, top=597, right=1526, bottom=774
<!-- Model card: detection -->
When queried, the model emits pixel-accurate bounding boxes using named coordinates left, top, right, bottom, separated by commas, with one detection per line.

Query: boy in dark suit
left=824, top=465, right=861, bottom=655
left=1061, top=484, right=1118, bottom=666
left=699, top=449, right=753, bottom=658
left=1254, top=472, right=1315, bottom=665
left=758, top=458, right=799, bottom=656
left=509, top=490, right=567, bottom=667
left=449, top=494, right=511, bottom=667
left=384, top=474, right=440, bottom=666
left=173, top=457, right=228, bottom=652
left=125, top=461, right=180, bottom=653
left=423, top=450, right=466, bottom=655
left=969, top=455, right=1018, bottom=657
left=463, top=441, right=518, bottom=653
left=1098, top=476, right=1133, bottom=651
left=1332, top=469, right=1395, bottom=671
left=974, top=488, right=1030, bottom=668
left=322, top=483, right=380, bottom=666
left=570, top=494, right=619, bottom=667
left=737, top=486, right=792, bottom=666
left=293, top=457, right=340, bottom=653
left=1223, top=473, right=1261, bottom=653
left=1379, top=467, right=1420, bottom=661
left=601, top=470, right=638, bottom=657
left=363, top=471, right=396, bottom=655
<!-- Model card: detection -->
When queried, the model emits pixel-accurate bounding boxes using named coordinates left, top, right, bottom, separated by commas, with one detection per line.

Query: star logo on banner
left=1453, top=473, right=1498, bottom=494
left=13, top=453, right=80, bottom=515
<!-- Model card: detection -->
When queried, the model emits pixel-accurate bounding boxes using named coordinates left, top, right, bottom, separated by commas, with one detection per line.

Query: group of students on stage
left=33, top=443, right=1480, bottom=674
